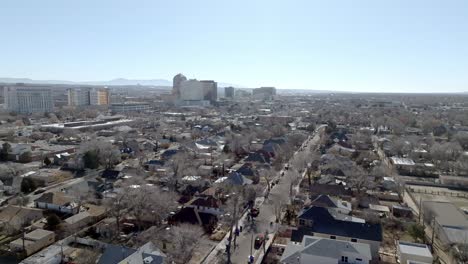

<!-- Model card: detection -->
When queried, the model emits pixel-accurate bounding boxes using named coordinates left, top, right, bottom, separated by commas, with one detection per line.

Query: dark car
left=254, top=234, right=264, bottom=249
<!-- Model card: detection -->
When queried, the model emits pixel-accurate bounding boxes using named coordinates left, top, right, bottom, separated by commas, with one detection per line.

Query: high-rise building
left=173, top=73, right=187, bottom=98
left=67, top=87, right=110, bottom=106
left=179, top=79, right=217, bottom=104
left=200, top=80, right=217, bottom=102
left=4, top=85, right=54, bottom=114
left=90, top=88, right=110, bottom=105
left=67, top=87, right=91, bottom=106
left=252, top=87, right=276, bottom=100
left=225, top=87, right=235, bottom=98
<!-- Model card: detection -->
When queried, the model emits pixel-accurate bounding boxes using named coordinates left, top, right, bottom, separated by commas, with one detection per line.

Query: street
left=202, top=130, right=322, bottom=264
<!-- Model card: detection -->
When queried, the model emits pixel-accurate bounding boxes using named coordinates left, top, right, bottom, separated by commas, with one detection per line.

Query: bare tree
left=260, top=168, right=275, bottom=196
left=167, top=224, right=204, bottom=264
left=104, top=190, right=129, bottom=236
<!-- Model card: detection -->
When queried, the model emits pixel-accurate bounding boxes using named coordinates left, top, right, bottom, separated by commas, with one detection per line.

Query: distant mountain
left=0, top=77, right=172, bottom=86
left=0, top=77, right=244, bottom=88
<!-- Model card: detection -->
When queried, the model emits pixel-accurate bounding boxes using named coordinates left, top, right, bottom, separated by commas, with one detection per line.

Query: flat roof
left=423, top=201, right=468, bottom=228
left=398, top=241, right=432, bottom=258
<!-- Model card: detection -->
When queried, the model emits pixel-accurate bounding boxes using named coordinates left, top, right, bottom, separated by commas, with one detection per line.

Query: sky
left=1, top=0, right=468, bottom=92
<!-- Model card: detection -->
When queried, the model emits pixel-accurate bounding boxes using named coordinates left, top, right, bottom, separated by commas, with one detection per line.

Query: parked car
left=254, top=234, right=264, bottom=249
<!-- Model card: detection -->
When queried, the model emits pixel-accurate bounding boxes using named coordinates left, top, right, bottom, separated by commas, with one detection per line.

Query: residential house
left=34, top=192, right=79, bottom=214
left=309, top=183, right=353, bottom=199
left=292, top=206, right=382, bottom=258
left=98, top=241, right=165, bottom=264
left=310, top=194, right=352, bottom=215
left=397, top=241, right=433, bottom=264
left=225, top=171, right=253, bottom=186
left=185, top=195, right=223, bottom=215
left=10, top=229, right=55, bottom=256
left=63, top=204, right=106, bottom=230
left=0, top=205, right=44, bottom=231
left=281, top=235, right=371, bottom=264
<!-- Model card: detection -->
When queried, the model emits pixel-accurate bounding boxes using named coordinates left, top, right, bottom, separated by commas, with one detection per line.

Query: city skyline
left=1, top=0, right=468, bottom=93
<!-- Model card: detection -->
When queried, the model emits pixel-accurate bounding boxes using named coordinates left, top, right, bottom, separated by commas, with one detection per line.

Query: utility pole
left=431, top=216, right=436, bottom=252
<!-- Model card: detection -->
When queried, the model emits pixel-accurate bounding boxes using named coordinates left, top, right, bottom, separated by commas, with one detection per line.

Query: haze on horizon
left=1, top=0, right=468, bottom=93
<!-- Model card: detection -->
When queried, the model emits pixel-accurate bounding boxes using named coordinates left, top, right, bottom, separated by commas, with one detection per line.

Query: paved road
left=229, top=132, right=320, bottom=264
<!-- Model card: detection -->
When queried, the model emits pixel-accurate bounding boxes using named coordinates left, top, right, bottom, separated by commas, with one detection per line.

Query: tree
left=104, top=190, right=128, bottom=237
left=0, top=142, right=11, bottom=161
left=46, top=214, right=61, bottom=230
left=83, top=150, right=99, bottom=169
left=260, top=168, right=275, bottom=196
left=407, top=223, right=426, bottom=243
left=79, top=140, right=121, bottom=169
left=453, top=243, right=468, bottom=264
left=166, top=224, right=203, bottom=264
left=20, top=177, right=37, bottom=194
left=43, top=157, right=52, bottom=167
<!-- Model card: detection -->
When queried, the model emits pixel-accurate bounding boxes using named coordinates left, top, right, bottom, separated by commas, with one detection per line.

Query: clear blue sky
left=1, top=0, right=468, bottom=92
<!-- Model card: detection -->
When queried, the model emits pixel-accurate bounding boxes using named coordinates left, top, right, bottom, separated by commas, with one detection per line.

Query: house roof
left=245, top=152, right=268, bottom=163
left=98, top=244, right=136, bottom=264
left=309, top=183, right=352, bottom=197
left=119, top=242, right=165, bottom=264
left=24, top=229, right=54, bottom=241
left=0, top=205, right=43, bottom=223
left=398, top=241, right=432, bottom=258
left=310, top=195, right=337, bottom=208
left=236, top=163, right=256, bottom=177
left=187, top=196, right=220, bottom=209
left=295, top=206, right=382, bottom=242
left=101, top=169, right=120, bottom=179
left=227, top=172, right=253, bottom=186
left=423, top=201, right=468, bottom=229
left=281, top=235, right=371, bottom=264
left=34, top=192, right=74, bottom=206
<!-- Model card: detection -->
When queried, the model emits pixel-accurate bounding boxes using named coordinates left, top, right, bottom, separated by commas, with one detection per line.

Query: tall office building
left=200, top=80, right=217, bottom=102
left=179, top=79, right=217, bottom=104
left=225, top=87, right=235, bottom=98
left=4, top=85, right=54, bottom=114
left=252, top=87, right=276, bottom=100
left=90, top=88, right=110, bottom=105
left=67, top=87, right=109, bottom=106
left=67, top=87, right=91, bottom=106
left=173, top=73, right=187, bottom=98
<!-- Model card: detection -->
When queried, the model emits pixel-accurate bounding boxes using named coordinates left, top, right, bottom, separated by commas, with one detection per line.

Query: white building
left=397, top=241, right=433, bottom=264
left=4, top=85, right=54, bottom=114
left=173, top=73, right=187, bottom=98
left=179, top=78, right=217, bottom=104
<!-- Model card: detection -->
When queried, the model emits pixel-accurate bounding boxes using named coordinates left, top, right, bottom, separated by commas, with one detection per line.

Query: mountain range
left=0, top=77, right=241, bottom=88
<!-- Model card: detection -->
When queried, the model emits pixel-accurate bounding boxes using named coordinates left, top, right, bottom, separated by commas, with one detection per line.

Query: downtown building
left=67, top=87, right=110, bottom=106
left=175, top=74, right=217, bottom=106
left=4, top=85, right=54, bottom=114
left=252, top=86, right=276, bottom=100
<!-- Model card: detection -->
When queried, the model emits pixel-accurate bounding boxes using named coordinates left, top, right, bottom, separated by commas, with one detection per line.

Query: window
left=330, top=236, right=336, bottom=239
left=341, top=256, right=348, bottom=263
left=299, top=219, right=305, bottom=226
left=356, top=258, right=362, bottom=261
left=351, top=238, right=357, bottom=242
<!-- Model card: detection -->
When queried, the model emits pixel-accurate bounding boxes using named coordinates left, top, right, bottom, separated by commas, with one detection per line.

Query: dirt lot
left=407, top=184, right=468, bottom=209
